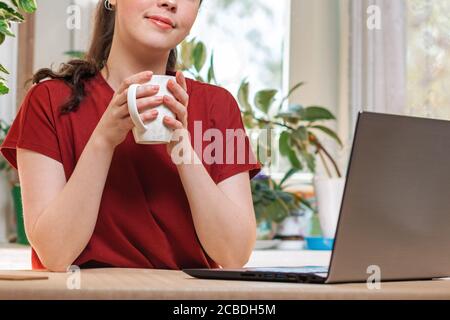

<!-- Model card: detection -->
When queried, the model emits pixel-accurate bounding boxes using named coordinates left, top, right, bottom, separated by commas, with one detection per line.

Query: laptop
left=183, top=111, right=450, bottom=284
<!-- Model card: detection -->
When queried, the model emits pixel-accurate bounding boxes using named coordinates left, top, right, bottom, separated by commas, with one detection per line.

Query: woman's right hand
left=92, top=71, right=163, bottom=149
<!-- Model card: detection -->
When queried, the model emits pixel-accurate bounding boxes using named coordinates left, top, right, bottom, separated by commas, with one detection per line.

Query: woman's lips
left=147, top=17, right=174, bottom=30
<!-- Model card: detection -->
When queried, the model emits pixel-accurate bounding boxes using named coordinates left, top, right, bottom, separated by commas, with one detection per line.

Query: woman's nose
left=157, top=0, right=177, bottom=12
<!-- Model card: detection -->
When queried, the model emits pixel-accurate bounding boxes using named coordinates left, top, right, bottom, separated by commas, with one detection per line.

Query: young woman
left=0, top=0, right=261, bottom=272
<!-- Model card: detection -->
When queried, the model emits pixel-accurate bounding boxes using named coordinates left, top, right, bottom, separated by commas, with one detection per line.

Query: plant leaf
left=301, top=149, right=316, bottom=172
left=0, top=20, right=15, bottom=37
left=300, top=197, right=313, bottom=211
left=287, top=148, right=302, bottom=170
left=195, top=75, right=204, bottom=82
left=18, top=0, right=37, bottom=13
left=0, top=79, right=9, bottom=95
left=299, top=106, right=336, bottom=122
left=310, top=125, right=343, bottom=147
left=237, top=79, right=252, bottom=114
left=254, top=89, right=277, bottom=114
left=206, top=50, right=216, bottom=84
left=286, top=82, right=305, bottom=99
left=180, top=39, right=194, bottom=70
left=0, top=63, right=9, bottom=74
left=0, top=2, right=25, bottom=22
left=278, top=131, right=290, bottom=156
left=294, top=126, right=308, bottom=141
left=242, top=113, right=255, bottom=129
left=63, top=50, right=86, bottom=59
left=279, top=167, right=300, bottom=189
left=275, top=104, right=303, bottom=121
left=193, top=41, right=207, bottom=72
left=277, top=82, right=305, bottom=112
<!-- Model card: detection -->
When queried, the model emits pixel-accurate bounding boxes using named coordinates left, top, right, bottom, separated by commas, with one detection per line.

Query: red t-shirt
left=0, top=70, right=261, bottom=270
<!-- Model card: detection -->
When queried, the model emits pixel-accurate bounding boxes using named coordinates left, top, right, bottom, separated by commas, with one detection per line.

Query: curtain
left=349, top=0, right=407, bottom=128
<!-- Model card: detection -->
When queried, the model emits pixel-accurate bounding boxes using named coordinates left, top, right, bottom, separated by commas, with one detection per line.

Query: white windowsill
left=0, top=244, right=331, bottom=270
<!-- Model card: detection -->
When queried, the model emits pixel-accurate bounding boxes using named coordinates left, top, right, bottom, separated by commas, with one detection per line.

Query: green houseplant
left=0, top=0, right=36, bottom=244
left=250, top=168, right=313, bottom=240
left=0, top=0, right=37, bottom=94
left=177, top=38, right=343, bottom=237
left=177, top=37, right=342, bottom=179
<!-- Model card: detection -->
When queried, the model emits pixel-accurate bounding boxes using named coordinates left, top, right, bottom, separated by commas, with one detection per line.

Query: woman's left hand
left=162, top=71, right=191, bottom=156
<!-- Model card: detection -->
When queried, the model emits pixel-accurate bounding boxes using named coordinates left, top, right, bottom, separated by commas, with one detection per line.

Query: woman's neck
left=101, top=34, right=171, bottom=92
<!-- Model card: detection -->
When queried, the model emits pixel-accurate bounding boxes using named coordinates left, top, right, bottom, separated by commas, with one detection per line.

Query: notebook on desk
left=184, top=112, right=450, bottom=284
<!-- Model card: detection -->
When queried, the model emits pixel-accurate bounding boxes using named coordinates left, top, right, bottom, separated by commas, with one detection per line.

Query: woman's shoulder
left=25, top=78, right=72, bottom=104
left=31, top=77, right=72, bottom=92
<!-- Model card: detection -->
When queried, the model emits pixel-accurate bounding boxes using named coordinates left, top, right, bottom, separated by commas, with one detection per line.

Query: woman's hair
left=31, top=0, right=202, bottom=114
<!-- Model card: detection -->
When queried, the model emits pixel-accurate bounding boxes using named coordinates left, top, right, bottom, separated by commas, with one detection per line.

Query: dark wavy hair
left=30, top=0, right=202, bottom=114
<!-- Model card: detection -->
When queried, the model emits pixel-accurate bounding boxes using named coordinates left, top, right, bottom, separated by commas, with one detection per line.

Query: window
left=407, top=0, right=450, bottom=120
left=189, top=0, right=291, bottom=177
left=190, top=0, right=289, bottom=95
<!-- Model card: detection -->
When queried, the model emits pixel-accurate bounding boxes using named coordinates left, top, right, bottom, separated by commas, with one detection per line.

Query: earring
left=104, top=0, right=114, bottom=11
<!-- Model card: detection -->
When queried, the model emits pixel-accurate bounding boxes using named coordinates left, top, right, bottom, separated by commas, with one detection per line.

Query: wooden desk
left=0, top=267, right=450, bottom=299
left=0, top=247, right=450, bottom=299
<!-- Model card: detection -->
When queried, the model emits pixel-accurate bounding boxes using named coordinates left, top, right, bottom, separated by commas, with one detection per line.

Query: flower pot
left=256, top=219, right=277, bottom=240
left=313, top=177, right=345, bottom=239
left=11, top=184, right=29, bottom=245
left=275, top=215, right=307, bottom=250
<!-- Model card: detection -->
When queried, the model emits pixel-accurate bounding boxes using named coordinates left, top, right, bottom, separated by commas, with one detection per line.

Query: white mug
left=127, top=75, right=176, bottom=144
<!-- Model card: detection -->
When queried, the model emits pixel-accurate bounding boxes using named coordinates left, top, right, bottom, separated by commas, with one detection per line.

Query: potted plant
left=0, top=0, right=36, bottom=244
left=234, top=76, right=344, bottom=241
left=178, top=38, right=344, bottom=241
left=251, top=168, right=312, bottom=240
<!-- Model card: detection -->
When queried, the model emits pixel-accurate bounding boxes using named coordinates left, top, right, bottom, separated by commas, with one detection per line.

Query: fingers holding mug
left=118, top=94, right=164, bottom=119
left=117, top=71, right=153, bottom=95
left=115, top=83, right=160, bottom=107
left=162, top=115, right=184, bottom=130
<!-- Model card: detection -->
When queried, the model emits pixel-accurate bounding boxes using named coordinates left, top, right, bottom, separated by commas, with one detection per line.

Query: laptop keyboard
left=245, top=266, right=329, bottom=274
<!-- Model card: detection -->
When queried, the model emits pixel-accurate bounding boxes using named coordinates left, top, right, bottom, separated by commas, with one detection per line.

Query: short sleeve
left=208, top=87, right=262, bottom=184
left=0, top=83, right=62, bottom=170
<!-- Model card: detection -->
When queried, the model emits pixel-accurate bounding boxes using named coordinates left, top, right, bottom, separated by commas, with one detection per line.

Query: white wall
left=34, top=0, right=72, bottom=71
left=73, top=0, right=98, bottom=52
left=288, top=0, right=351, bottom=177
left=289, top=0, right=340, bottom=112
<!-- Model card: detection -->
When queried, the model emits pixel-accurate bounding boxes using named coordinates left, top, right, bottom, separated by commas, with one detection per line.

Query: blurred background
left=0, top=0, right=449, bottom=263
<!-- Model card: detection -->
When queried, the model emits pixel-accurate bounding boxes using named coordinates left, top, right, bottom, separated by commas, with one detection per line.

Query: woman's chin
left=141, top=43, right=174, bottom=53
left=134, top=36, right=175, bottom=50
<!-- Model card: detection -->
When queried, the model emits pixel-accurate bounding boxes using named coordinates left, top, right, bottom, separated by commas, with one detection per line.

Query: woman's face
left=111, top=0, right=201, bottom=52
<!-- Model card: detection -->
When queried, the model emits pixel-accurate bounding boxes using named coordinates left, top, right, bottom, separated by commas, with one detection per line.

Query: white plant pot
left=313, top=177, right=345, bottom=239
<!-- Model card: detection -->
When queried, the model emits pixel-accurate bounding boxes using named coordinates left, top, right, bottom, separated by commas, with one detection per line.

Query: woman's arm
left=17, top=71, right=160, bottom=272
left=17, top=135, right=114, bottom=272
left=159, top=71, right=257, bottom=268
left=176, top=141, right=257, bottom=268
